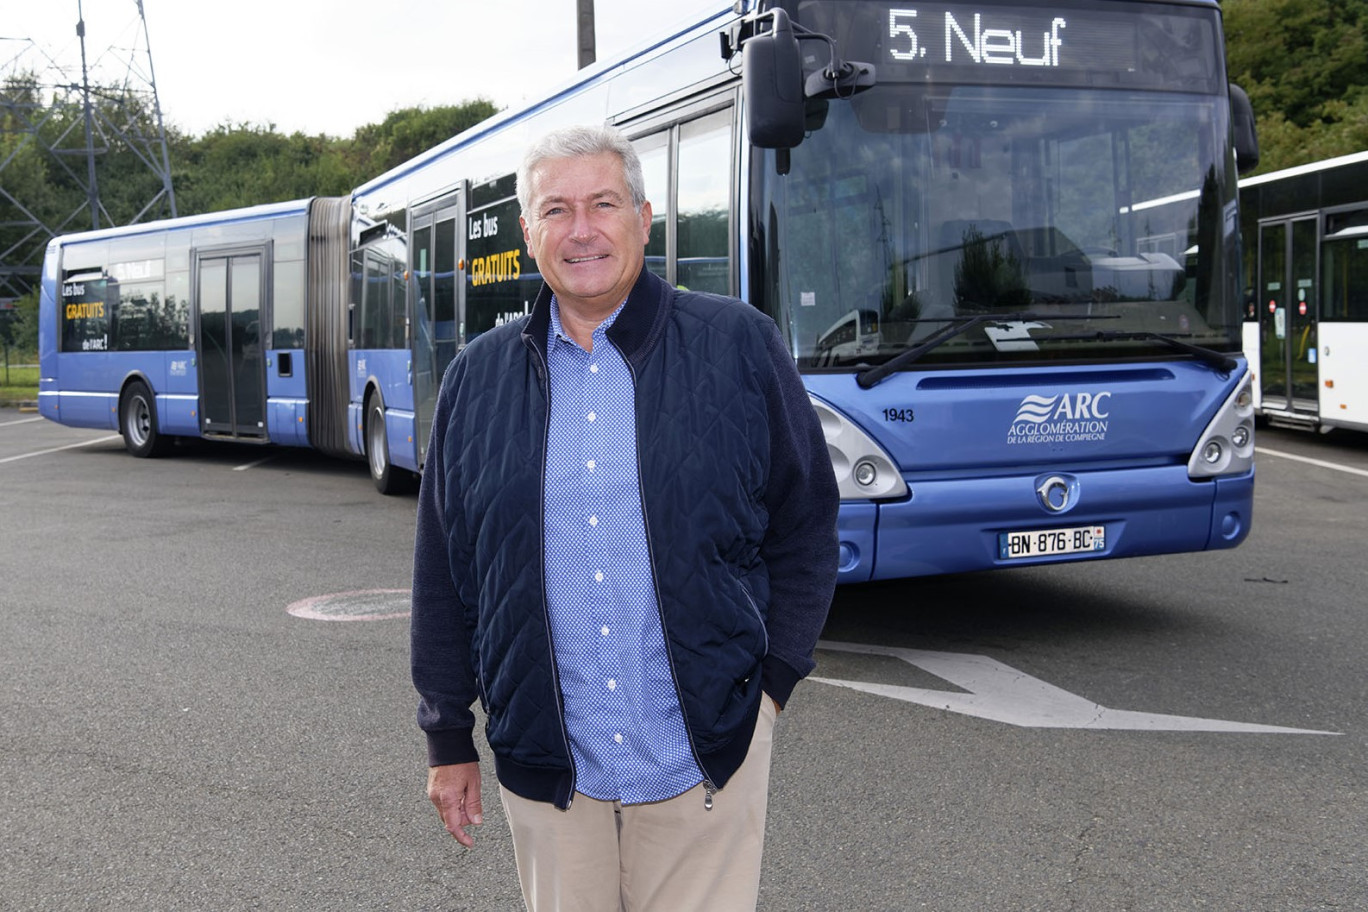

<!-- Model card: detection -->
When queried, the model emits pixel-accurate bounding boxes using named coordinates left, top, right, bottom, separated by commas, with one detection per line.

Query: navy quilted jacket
left=410, top=267, right=839, bottom=809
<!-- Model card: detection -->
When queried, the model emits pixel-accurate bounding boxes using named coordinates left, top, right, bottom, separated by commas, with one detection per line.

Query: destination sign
left=886, top=7, right=1071, bottom=68
left=819, top=1, right=1221, bottom=92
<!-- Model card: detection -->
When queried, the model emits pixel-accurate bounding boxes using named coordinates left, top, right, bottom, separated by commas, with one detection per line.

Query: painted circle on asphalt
left=287, top=589, right=410, bottom=621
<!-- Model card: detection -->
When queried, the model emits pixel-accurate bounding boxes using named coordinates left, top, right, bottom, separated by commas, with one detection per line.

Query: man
left=411, top=123, right=838, bottom=911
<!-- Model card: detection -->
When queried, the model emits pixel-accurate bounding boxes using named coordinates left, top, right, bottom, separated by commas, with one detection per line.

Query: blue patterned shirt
left=542, top=297, right=703, bottom=804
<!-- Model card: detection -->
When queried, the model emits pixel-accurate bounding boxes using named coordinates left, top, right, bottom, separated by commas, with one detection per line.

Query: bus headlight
left=810, top=396, right=909, bottom=501
left=1188, top=372, right=1255, bottom=479
left=853, top=459, right=879, bottom=487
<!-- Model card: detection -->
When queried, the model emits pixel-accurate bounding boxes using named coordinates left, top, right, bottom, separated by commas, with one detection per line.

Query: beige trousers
left=499, top=697, right=778, bottom=912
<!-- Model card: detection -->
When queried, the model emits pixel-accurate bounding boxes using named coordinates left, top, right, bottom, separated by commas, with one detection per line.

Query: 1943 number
left=882, top=407, right=915, bottom=423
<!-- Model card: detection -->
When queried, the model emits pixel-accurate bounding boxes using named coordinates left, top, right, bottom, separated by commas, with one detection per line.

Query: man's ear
left=520, top=216, right=536, bottom=259
left=638, top=201, right=653, bottom=245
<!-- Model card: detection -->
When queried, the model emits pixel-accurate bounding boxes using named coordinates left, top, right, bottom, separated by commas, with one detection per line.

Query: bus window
left=467, top=174, right=538, bottom=339
left=636, top=131, right=670, bottom=283
left=1322, top=211, right=1368, bottom=321
left=360, top=251, right=391, bottom=348
left=676, top=110, right=732, bottom=295
left=272, top=258, right=305, bottom=351
left=59, top=271, right=110, bottom=353
left=353, top=246, right=407, bottom=349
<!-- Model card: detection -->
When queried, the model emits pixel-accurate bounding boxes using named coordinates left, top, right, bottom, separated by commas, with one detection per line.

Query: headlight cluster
left=810, top=396, right=909, bottom=501
left=1188, top=373, right=1256, bottom=479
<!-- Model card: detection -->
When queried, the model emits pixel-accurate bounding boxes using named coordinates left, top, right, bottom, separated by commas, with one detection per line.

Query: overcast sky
left=3, top=0, right=729, bottom=137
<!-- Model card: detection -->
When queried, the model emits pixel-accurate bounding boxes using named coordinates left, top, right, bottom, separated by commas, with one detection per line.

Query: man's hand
left=428, top=762, right=484, bottom=847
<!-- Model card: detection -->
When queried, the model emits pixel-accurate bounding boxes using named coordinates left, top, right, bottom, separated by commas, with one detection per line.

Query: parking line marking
left=233, top=456, right=276, bottom=472
left=1256, top=446, right=1368, bottom=479
left=0, top=434, right=122, bottom=464
left=813, top=640, right=1340, bottom=734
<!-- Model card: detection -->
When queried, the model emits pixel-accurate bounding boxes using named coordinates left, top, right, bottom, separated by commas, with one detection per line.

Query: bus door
left=409, top=191, right=466, bottom=467
left=196, top=246, right=268, bottom=439
left=1257, top=217, right=1319, bottom=421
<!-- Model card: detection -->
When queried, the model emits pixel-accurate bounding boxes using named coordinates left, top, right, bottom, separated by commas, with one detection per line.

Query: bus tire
left=120, top=380, right=173, bottom=458
left=365, top=394, right=407, bottom=495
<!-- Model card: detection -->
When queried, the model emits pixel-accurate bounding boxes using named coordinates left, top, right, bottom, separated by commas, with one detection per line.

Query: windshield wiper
left=855, top=312, right=1099, bottom=389
left=1034, top=330, right=1239, bottom=373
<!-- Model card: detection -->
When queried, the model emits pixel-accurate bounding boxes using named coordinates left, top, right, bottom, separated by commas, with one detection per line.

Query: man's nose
left=569, top=205, right=597, bottom=240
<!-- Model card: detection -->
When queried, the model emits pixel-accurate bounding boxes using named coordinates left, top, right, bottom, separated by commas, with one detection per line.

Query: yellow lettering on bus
left=64, top=301, right=106, bottom=320
left=470, top=249, right=523, bottom=287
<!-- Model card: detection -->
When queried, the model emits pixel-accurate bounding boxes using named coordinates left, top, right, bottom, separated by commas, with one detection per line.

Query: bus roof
left=352, top=3, right=740, bottom=200
left=48, top=198, right=315, bottom=249
left=1240, top=150, right=1368, bottom=190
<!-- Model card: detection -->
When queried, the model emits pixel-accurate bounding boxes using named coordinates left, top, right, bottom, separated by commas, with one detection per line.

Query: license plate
left=998, top=525, right=1106, bottom=560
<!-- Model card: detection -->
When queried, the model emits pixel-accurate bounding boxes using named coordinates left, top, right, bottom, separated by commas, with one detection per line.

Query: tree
left=175, top=124, right=356, bottom=213
left=1224, top=0, right=1368, bottom=172
left=0, top=290, right=39, bottom=355
left=346, top=101, right=498, bottom=179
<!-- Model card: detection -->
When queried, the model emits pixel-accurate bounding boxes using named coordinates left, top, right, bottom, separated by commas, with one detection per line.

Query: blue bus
left=39, top=0, right=1259, bottom=582
left=36, top=198, right=384, bottom=475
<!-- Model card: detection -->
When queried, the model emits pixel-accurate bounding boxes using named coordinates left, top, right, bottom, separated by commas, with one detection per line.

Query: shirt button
left=607, top=679, right=617, bottom=691
left=586, top=411, right=596, bottom=422
left=594, top=571, right=604, bottom=583
left=601, top=626, right=610, bottom=636
left=590, top=364, right=599, bottom=373
left=588, top=515, right=598, bottom=527
left=586, top=460, right=596, bottom=471
left=614, top=733, right=624, bottom=744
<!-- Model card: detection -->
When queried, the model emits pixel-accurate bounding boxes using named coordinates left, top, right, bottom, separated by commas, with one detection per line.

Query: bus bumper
left=836, top=464, right=1254, bottom=583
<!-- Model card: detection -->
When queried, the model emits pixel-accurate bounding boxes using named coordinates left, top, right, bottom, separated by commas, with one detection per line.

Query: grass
left=0, top=363, right=39, bottom=404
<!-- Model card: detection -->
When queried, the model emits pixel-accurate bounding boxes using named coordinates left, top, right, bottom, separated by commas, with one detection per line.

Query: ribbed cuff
left=761, top=655, right=803, bottom=709
left=426, top=728, right=480, bottom=767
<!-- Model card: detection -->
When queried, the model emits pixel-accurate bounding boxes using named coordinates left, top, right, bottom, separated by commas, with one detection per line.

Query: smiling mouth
left=566, top=254, right=608, bottom=264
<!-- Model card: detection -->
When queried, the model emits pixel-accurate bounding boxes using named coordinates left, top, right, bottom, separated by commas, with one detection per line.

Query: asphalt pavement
left=1, top=410, right=1364, bottom=910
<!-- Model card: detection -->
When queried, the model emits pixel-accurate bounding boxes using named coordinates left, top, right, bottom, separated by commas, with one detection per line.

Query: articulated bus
left=1240, top=151, right=1368, bottom=434
left=38, top=199, right=361, bottom=469
left=40, top=0, right=1260, bottom=582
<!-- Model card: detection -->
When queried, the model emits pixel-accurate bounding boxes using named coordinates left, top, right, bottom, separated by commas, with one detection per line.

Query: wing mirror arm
left=725, top=7, right=875, bottom=159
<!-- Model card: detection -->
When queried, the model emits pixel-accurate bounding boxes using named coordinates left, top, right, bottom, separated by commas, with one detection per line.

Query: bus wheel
left=365, top=395, right=406, bottom=495
left=120, top=380, right=172, bottom=458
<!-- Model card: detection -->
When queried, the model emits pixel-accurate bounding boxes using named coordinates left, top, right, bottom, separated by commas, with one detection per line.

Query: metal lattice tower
left=0, top=0, right=176, bottom=302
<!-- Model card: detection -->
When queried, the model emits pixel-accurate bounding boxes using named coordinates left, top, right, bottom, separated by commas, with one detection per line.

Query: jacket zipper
left=620, top=343, right=717, bottom=810
left=528, top=332, right=578, bottom=809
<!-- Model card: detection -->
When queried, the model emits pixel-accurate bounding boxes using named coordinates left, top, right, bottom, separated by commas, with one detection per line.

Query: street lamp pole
left=577, top=0, right=596, bottom=69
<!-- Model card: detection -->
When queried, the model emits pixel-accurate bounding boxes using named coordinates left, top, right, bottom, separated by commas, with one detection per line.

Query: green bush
left=0, top=361, right=38, bottom=403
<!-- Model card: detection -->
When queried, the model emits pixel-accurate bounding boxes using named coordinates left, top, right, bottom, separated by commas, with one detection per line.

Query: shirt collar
left=548, top=294, right=629, bottom=350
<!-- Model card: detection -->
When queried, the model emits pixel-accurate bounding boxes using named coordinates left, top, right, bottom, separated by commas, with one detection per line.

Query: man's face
left=521, top=152, right=652, bottom=315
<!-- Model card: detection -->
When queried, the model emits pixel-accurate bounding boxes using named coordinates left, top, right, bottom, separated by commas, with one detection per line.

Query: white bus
left=1241, top=151, right=1368, bottom=433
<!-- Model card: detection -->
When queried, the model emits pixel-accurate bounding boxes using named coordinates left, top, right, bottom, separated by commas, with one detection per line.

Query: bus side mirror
left=1229, top=83, right=1260, bottom=175
left=743, top=8, right=805, bottom=149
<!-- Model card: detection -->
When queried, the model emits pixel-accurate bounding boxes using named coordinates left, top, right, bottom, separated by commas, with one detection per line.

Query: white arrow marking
left=811, top=640, right=1339, bottom=735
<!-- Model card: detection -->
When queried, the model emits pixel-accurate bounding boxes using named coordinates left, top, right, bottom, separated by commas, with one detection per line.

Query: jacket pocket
left=732, top=572, right=769, bottom=657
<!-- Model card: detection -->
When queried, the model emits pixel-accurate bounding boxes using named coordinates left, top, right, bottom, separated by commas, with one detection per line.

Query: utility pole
left=577, top=0, right=596, bottom=69
left=77, top=1, right=102, bottom=231
left=0, top=0, right=177, bottom=301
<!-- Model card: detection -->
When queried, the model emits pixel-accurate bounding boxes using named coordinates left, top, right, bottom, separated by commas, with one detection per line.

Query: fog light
left=1231, top=426, right=1250, bottom=448
left=1203, top=441, right=1224, bottom=464
left=854, top=459, right=878, bottom=487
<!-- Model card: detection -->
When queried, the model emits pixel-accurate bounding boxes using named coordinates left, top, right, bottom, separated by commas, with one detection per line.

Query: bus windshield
left=753, top=3, right=1240, bottom=370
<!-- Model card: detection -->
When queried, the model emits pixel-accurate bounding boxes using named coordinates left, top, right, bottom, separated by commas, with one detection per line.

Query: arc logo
left=1007, top=392, right=1111, bottom=445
